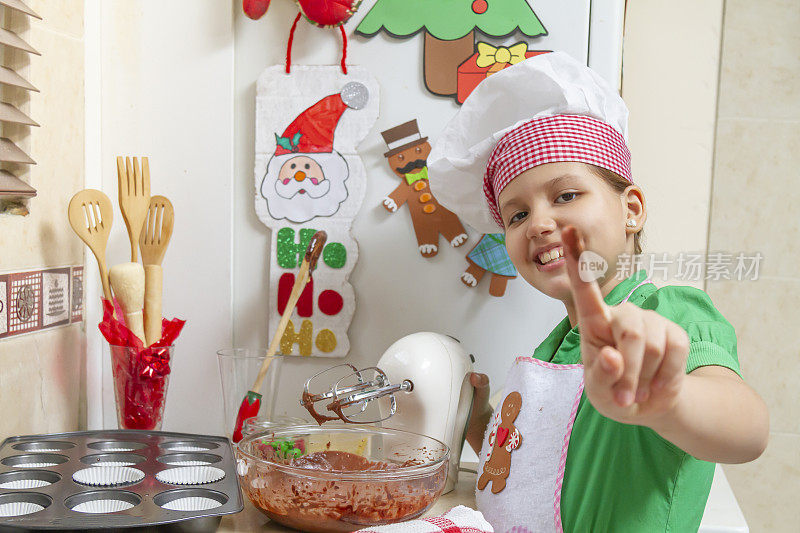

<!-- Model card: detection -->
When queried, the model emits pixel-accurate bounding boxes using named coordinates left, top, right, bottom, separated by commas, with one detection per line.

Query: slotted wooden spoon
left=67, top=189, right=114, bottom=303
left=139, top=195, right=174, bottom=346
left=117, top=156, right=151, bottom=262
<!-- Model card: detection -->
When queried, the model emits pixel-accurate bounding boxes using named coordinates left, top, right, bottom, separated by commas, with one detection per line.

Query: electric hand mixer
left=301, top=332, right=475, bottom=492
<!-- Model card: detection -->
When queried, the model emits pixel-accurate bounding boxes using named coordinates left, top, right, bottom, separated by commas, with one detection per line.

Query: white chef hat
left=428, top=51, right=632, bottom=234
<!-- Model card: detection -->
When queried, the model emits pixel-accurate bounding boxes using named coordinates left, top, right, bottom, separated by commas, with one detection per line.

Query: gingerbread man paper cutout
left=380, top=119, right=468, bottom=258
left=478, top=391, right=522, bottom=494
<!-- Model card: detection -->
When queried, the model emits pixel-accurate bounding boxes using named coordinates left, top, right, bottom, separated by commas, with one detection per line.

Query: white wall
left=91, top=0, right=234, bottom=431
left=232, top=0, right=596, bottom=427
left=89, top=0, right=622, bottom=437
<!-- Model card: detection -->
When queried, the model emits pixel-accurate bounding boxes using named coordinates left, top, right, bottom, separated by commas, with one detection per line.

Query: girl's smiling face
left=498, top=162, right=645, bottom=318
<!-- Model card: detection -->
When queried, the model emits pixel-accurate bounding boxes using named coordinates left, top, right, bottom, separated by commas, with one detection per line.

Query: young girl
left=428, top=52, right=769, bottom=532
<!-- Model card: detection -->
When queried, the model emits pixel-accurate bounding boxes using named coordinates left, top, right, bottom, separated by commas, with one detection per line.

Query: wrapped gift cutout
left=457, top=44, right=550, bottom=103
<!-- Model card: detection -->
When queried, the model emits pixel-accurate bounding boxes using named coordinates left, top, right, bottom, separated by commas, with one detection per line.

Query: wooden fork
left=139, top=195, right=174, bottom=346
left=116, top=156, right=151, bottom=262
left=67, top=189, right=114, bottom=303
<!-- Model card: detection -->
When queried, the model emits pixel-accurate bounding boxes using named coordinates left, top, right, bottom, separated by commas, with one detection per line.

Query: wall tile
left=622, top=0, right=723, bottom=285
left=0, top=325, right=85, bottom=439
left=723, top=433, right=800, bottom=532
left=717, top=0, right=800, bottom=120
left=708, top=278, right=799, bottom=434
left=711, top=6, right=800, bottom=531
left=709, top=118, right=800, bottom=279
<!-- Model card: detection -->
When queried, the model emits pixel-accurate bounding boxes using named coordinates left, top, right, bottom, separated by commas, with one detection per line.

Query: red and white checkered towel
left=356, top=505, right=493, bottom=533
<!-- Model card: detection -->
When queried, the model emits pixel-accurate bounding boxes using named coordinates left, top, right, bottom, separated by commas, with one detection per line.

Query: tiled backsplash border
left=0, top=265, right=83, bottom=339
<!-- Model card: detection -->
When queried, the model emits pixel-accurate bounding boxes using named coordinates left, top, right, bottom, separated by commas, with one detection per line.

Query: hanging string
left=339, top=25, right=348, bottom=75
left=286, top=13, right=349, bottom=75
left=285, top=12, right=302, bottom=74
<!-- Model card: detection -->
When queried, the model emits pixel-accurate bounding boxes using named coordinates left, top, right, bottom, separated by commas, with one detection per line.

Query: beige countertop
left=219, top=466, right=479, bottom=532
left=219, top=463, right=747, bottom=532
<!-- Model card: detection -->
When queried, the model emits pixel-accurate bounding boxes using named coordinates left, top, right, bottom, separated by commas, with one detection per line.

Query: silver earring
left=626, top=219, right=637, bottom=228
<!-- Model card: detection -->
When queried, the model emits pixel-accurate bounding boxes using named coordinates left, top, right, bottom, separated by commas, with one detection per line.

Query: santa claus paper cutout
left=260, top=88, right=359, bottom=223
left=255, top=66, right=379, bottom=357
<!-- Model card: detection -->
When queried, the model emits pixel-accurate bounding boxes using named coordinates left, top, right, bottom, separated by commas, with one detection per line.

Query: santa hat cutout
left=274, top=81, right=368, bottom=156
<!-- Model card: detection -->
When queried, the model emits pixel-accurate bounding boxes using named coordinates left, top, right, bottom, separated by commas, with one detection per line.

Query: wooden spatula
left=117, top=156, right=151, bottom=262
left=68, top=189, right=114, bottom=303
left=139, top=195, right=174, bottom=346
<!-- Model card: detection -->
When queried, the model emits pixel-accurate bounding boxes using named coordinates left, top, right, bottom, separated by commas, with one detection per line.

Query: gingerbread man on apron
left=477, top=391, right=522, bottom=493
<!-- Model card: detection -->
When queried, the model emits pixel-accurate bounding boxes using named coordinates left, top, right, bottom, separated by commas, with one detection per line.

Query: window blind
left=0, top=0, right=38, bottom=201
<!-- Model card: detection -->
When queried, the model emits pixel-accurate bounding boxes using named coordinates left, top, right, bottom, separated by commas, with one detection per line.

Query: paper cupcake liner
left=156, top=467, right=225, bottom=485
left=0, top=479, right=50, bottom=489
left=160, top=497, right=222, bottom=512
left=164, top=460, right=209, bottom=466
left=73, top=467, right=145, bottom=487
left=90, top=461, right=136, bottom=467
left=0, top=502, right=45, bottom=517
left=100, top=447, right=136, bottom=452
left=71, top=499, right=136, bottom=514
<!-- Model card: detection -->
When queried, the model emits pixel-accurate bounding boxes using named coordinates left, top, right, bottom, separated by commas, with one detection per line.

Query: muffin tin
left=0, top=429, right=243, bottom=531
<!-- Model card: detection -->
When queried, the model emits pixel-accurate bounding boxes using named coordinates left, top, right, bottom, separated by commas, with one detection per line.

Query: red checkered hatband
left=484, top=114, right=632, bottom=227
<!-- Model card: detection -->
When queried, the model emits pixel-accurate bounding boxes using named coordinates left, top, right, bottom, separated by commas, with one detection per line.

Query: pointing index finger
left=563, top=226, right=611, bottom=327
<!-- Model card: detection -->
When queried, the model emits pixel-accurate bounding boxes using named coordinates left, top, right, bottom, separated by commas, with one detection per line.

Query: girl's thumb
left=470, top=372, right=490, bottom=400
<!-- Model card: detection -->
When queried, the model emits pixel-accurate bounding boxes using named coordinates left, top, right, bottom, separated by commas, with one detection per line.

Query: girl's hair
left=588, top=165, right=644, bottom=255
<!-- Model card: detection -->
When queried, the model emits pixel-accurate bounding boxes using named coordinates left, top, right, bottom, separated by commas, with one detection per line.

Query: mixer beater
left=300, top=364, right=413, bottom=424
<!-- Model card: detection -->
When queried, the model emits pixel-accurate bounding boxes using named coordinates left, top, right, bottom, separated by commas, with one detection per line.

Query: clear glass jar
left=109, top=344, right=174, bottom=430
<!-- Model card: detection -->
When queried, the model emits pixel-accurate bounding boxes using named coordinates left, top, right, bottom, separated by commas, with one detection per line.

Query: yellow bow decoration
left=475, top=42, right=529, bottom=69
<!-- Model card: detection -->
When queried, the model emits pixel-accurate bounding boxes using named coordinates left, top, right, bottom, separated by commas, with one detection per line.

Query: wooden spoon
left=139, top=195, right=174, bottom=346
left=117, top=156, right=151, bottom=262
left=68, top=189, right=114, bottom=303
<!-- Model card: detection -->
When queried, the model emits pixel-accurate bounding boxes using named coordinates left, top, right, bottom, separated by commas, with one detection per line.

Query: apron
left=476, top=279, right=649, bottom=533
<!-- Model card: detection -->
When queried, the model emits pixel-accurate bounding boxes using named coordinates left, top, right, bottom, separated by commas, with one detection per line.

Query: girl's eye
left=556, top=192, right=578, bottom=203
left=508, top=211, right=528, bottom=225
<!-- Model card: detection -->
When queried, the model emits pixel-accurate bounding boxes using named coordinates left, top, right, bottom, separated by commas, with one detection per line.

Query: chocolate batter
left=305, top=231, right=327, bottom=270
left=301, top=391, right=340, bottom=425
left=240, top=450, right=446, bottom=532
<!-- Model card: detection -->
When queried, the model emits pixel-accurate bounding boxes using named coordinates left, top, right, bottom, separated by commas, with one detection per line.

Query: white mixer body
left=377, top=332, right=474, bottom=493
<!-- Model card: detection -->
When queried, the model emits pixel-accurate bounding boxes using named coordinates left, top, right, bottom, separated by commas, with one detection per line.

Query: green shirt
left=533, top=269, right=741, bottom=532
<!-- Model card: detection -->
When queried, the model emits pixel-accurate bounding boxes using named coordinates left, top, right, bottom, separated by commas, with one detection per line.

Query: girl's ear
left=623, top=185, right=646, bottom=229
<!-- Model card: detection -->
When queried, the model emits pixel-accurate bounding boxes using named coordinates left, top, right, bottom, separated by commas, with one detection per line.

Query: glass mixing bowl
left=235, top=424, right=450, bottom=532
left=241, top=415, right=309, bottom=437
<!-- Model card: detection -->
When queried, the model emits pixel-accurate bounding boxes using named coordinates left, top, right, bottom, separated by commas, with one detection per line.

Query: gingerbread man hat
left=428, top=51, right=631, bottom=234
